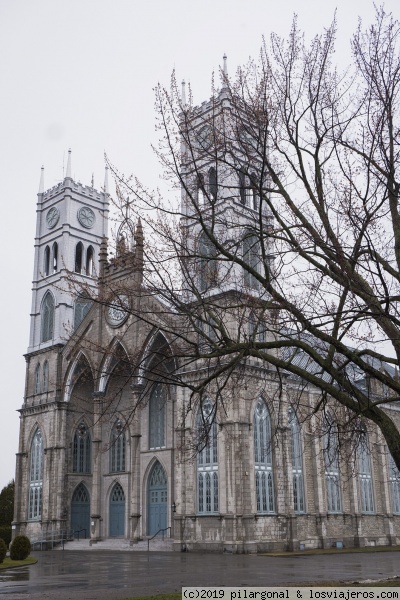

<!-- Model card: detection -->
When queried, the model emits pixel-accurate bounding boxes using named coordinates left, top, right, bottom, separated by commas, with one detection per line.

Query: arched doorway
left=147, top=461, right=167, bottom=536
left=109, top=482, right=125, bottom=537
left=71, top=483, right=90, bottom=537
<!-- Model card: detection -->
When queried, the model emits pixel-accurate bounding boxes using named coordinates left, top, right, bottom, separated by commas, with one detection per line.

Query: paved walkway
left=55, top=537, right=174, bottom=551
left=0, top=550, right=399, bottom=600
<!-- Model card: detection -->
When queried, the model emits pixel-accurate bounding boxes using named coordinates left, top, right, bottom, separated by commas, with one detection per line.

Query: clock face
left=107, top=294, right=129, bottom=326
left=77, top=206, right=95, bottom=229
left=46, top=207, right=60, bottom=229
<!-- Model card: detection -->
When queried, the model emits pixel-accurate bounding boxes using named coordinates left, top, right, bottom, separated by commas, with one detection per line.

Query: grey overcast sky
left=0, top=0, right=398, bottom=490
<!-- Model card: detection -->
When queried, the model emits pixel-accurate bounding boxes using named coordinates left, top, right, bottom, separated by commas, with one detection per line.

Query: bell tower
left=28, top=150, right=109, bottom=353
left=180, top=56, right=274, bottom=301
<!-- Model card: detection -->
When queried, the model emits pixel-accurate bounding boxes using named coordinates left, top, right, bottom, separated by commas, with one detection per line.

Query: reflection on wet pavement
left=0, top=550, right=399, bottom=600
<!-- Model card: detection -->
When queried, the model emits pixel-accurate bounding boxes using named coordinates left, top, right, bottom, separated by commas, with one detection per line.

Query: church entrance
left=147, top=461, right=167, bottom=536
left=109, top=483, right=125, bottom=537
left=71, top=483, right=90, bottom=537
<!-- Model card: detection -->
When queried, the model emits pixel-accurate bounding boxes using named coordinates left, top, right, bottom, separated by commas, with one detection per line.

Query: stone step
left=56, top=537, right=174, bottom=551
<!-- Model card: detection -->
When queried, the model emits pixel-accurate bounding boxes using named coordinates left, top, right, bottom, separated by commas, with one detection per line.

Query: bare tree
left=67, top=8, right=400, bottom=468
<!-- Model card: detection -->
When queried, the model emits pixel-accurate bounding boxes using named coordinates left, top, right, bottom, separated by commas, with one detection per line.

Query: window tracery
left=28, top=428, right=43, bottom=520
left=197, top=399, right=218, bottom=514
left=110, top=419, right=126, bottom=473
left=149, top=383, right=166, bottom=449
left=289, top=407, right=305, bottom=513
left=254, top=399, right=275, bottom=513
left=73, top=421, right=91, bottom=473
left=323, top=414, right=342, bottom=513
left=41, top=291, right=55, bottom=342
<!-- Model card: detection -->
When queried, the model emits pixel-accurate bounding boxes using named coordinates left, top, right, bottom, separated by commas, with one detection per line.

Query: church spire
left=38, top=165, right=44, bottom=194
left=104, top=164, right=109, bottom=194
left=181, top=79, right=186, bottom=108
left=223, top=53, right=228, bottom=78
left=134, top=217, right=144, bottom=279
left=65, top=148, right=72, bottom=179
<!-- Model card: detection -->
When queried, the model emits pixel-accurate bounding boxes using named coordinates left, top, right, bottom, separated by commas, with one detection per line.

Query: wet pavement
left=0, top=550, right=399, bottom=600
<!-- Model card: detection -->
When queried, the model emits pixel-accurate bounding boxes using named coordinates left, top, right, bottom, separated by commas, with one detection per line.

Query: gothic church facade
left=13, top=97, right=400, bottom=553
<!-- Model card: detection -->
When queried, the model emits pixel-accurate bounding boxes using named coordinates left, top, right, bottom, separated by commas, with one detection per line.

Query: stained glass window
left=149, top=383, right=166, bottom=449
left=197, top=399, right=218, bottom=514
left=389, top=453, right=400, bottom=514
left=254, top=399, right=275, bottom=513
left=28, top=429, right=43, bottom=520
left=73, top=421, right=91, bottom=473
left=289, top=407, right=305, bottom=513
left=199, top=233, right=217, bottom=292
left=110, top=419, right=126, bottom=473
left=74, top=295, right=92, bottom=330
left=243, top=233, right=260, bottom=289
left=358, top=430, right=375, bottom=513
left=323, top=414, right=342, bottom=513
left=42, top=361, right=49, bottom=393
left=41, top=291, right=55, bottom=342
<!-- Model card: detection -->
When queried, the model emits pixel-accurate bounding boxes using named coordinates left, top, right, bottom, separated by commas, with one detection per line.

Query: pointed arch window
left=208, top=167, right=217, bottom=200
left=248, top=312, right=256, bottom=340
left=197, top=399, right=218, bottom=514
left=254, top=399, right=275, bottom=513
left=86, top=246, right=94, bottom=276
left=199, top=232, right=217, bottom=292
left=250, top=172, right=259, bottom=211
left=52, top=242, right=58, bottom=273
left=358, top=429, right=375, bottom=513
left=44, top=246, right=50, bottom=276
left=75, top=242, right=83, bottom=273
left=197, top=173, right=206, bottom=206
left=289, top=407, right=305, bottom=513
left=72, top=482, right=89, bottom=503
left=111, top=481, right=125, bottom=502
left=149, top=383, right=166, bottom=449
left=243, top=232, right=260, bottom=289
left=74, top=295, right=92, bottom=330
left=389, top=453, right=400, bottom=514
left=110, top=419, right=126, bottom=473
left=41, top=291, right=55, bottom=343
left=248, top=312, right=267, bottom=342
left=28, top=428, right=43, bottom=520
left=34, top=364, right=41, bottom=395
left=323, top=415, right=342, bottom=513
left=42, top=361, right=49, bottom=393
left=73, top=421, right=91, bottom=473
left=239, top=172, right=253, bottom=206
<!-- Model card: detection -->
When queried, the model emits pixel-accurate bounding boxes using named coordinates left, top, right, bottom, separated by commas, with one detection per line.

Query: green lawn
left=0, top=556, right=37, bottom=570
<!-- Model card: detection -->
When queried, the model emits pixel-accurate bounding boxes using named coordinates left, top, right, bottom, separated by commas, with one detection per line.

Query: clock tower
left=28, top=150, right=109, bottom=353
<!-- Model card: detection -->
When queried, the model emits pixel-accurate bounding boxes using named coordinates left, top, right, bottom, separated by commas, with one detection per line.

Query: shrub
left=10, top=535, right=31, bottom=561
left=0, top=526, right=11, bottom=546
left=0, top=539, right=7, bottom=563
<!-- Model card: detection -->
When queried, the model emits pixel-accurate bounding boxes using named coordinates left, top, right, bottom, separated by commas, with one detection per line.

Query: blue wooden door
left=109, top=483, right=125, bottom=537
left=71, top=483, right=90, bottom=537
left=148, top=462, right=167, bottom=536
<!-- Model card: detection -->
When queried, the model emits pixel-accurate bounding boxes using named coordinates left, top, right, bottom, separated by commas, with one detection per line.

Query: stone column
left=90, top=393, right=104, bottom=543
left=129, top=385, right=143, bottom=544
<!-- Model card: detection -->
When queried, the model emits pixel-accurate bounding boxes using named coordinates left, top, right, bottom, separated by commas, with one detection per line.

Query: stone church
left=12, top=83, right=400, bottom=552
